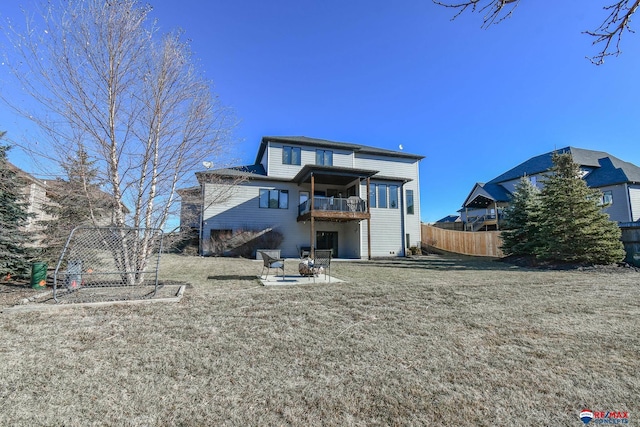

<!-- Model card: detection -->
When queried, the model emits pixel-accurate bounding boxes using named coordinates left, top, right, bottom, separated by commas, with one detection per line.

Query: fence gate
left=53, top=227, right=164, bottom=303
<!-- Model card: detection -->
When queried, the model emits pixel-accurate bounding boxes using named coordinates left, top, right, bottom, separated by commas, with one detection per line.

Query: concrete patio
left=257, top=258, right=344, bottom=285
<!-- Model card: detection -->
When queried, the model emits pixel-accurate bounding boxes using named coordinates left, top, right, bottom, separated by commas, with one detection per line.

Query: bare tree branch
left=432, top=0, right=520, bottom=28
left=432, top=0, right=639, bottom=64
left=584, top=0, right=640, bottom=64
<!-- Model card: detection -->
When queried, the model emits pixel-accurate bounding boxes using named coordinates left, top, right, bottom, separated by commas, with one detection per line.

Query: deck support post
left=310, top=173, right=315, bottom=259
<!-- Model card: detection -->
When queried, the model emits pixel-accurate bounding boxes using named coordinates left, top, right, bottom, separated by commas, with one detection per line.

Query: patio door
left=316, top=231, right=338, bottom=257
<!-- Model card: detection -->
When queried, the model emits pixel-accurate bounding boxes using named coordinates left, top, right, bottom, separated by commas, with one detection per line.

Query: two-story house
left=461, top=147, right=640, bottom=231
left=181, top=136, right=424, bottom=258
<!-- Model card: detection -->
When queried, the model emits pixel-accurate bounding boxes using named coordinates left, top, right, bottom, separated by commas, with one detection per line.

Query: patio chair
left=313, top=249, right=332, bottom=283
left=259, top=250, right=285, bottom=281
left=347, top=196, right=361, bottom=212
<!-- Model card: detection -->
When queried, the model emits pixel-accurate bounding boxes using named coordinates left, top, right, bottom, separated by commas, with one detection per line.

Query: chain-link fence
left=53, top=227, right=164, bottom=303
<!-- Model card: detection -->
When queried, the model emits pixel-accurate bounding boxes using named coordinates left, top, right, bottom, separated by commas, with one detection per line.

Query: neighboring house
left=461, top=147, right=640, bottom=231
left=9, top=162, right=119, bottom=245
left=433, top=214, right=463, bottom=231
left=8, top=162, right=54, bottom=238
left=181, top=136, right=424, bottom=258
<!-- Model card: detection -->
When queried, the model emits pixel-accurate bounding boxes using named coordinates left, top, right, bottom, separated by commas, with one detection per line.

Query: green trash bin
left=30, top=262, right=48, bottom=290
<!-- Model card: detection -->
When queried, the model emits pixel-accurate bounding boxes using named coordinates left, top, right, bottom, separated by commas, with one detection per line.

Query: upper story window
left=378, top=184, right=387, bottom=208
left=316, top=149, right=333, bottom=166
left=406, top=189, right=414, bottom=215
left=389, top=185, right=399, bottom=209
left=601, top=190, right=613, bottom=206
left=282, top=146, right=301, bottom=165
left=259, top=189, right=289, bottom=209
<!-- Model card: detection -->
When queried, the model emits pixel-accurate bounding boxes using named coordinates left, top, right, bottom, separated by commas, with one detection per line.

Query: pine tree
left=0, top=138, right=33, bottom=277
left=40, top=146, right=111, bottom=264
left=536, top=152, right=625, bottom=264
left=500, top=176, right=542, bottom=257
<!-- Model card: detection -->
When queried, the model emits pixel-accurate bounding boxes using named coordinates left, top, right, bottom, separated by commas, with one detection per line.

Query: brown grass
left=1, top=254, right=638, bottom=426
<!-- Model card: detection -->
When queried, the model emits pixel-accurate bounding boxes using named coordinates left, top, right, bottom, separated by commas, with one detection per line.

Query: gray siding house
left=461, top=147, right=640, bottom=231
left=181, top=136, right=424, bottom=258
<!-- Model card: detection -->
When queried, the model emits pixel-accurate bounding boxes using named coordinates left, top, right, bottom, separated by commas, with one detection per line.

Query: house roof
left=195, top=164, right=289, bottom=183
left=7, top=161, right=47, bottom=188
left=436, top=215, right=460, bottom=223
left=583, top=155, right=640, bottom=186
left=256, top=136, right=425, bottom=164
left=292, top=164, right=379, bottom=186
left=487, top=146, right=640, bottom=186
left=463, top=182, right=512, bottom=208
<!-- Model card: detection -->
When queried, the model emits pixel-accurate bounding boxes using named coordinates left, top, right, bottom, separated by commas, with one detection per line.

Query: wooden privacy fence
left=422, top=224, right=504, bottom=257
left=423, top=222, right=639, bottom=262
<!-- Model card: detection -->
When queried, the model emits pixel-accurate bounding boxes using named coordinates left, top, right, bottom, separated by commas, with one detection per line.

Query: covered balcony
left=292, top=164, right=377, bottom=223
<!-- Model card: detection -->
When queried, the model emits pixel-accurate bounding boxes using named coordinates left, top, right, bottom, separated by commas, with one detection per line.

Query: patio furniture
left=313, top=249, right=332, bottom=283
left=298, top=258, right=316, bottom=276
left=259, top=250, right=285, bottom=281
left=347, top=196, right=362, bottom=212
left=297, top=245, right=311, bottom=259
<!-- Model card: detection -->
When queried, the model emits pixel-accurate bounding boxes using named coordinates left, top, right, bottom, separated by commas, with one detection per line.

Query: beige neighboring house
left=8, top=163, right=54, bottom=241
left=9, top=162, right=119, bottom=246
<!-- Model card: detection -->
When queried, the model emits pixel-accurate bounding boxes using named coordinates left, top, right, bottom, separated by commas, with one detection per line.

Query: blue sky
left=2, top=0, right=640, bottom=223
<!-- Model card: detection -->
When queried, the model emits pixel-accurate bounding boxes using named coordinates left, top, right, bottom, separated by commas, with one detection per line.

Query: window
left=326, top=189, right=339, bottom=198
left=406, top=189, right=414, bottom=215
left=529, top=176, right=537, bottom=187
left=259, top=189, right=288, bottom=209
left=299, top=191, right=309, bottom=215
left=282, top=146, right=301, bottom=165
left=601, top=191, right=613, bottom=206
left=369, top=183, right=377, bottom=208
left=315, top=149, right=333, bottom=166
left=378, top=184, right=387, bottom=208
left=389, top=185, right=398, bottom=209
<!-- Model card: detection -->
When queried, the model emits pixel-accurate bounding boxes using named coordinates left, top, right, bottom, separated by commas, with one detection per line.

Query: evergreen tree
left=500, top=176, right=542, bottom=257
left=536, top=152, right=625, bottom=264
left=0, top=137, right=33, bottom=277
left=40, top=146, right=111, bottom=264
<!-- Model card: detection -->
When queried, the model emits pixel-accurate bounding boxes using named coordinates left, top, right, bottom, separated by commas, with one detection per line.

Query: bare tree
left=2, top=0, right=235, bottom=281
left=433, top=0, right=640, bottom=64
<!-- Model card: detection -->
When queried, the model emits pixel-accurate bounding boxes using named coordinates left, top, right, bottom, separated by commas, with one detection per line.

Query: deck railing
left=298, top=197, right=367, bottom=216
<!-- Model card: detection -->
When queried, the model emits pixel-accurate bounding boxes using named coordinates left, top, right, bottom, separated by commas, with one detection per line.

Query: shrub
left=202, top=227, right=284, bottom=258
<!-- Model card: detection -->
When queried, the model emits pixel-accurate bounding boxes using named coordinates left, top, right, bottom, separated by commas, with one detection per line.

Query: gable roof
left=256, top=136, right=424, bottom=164
left=463, top=182, right=512, bottom=208
left=488, top=146, right=640, bottom=187
left=583, top=155, right=640, bottom=186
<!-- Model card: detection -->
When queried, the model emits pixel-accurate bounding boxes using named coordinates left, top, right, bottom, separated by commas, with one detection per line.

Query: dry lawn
left=1, top=254, right=638, bottom=426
